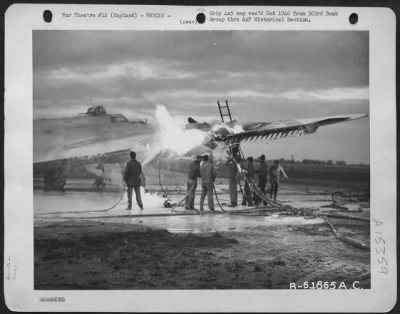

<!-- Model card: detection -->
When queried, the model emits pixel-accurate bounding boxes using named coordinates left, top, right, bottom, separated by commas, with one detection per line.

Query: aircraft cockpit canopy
left=86, top=106, right=107, bottom=115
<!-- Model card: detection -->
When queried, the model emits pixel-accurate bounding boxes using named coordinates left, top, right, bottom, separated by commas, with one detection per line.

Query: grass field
left=283, top=163, right=369, bottom=183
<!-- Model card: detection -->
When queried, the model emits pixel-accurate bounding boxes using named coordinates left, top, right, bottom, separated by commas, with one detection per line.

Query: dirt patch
left=35, top=221, right=242, bottom=289
left=35, top=220, right=370, bottom=290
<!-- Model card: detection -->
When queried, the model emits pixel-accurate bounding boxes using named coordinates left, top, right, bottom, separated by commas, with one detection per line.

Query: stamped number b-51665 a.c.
left=289, top=281, right=362, bottom=289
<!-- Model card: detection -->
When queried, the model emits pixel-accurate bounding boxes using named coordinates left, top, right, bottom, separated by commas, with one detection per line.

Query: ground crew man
left=226, top=154, right=239, bottom=207
left=269, top=159, right=289, bottom=200
left=255, top=154, right=268, bottom=206
left=199, top=155, right=216, bottom=212
left=185, top=155, right=202, bottom=210
left=94, top=161, right=106, bottom=188
left=123, top=151, right=144, bottom=210
left=242, top=157, right=255, bottom=206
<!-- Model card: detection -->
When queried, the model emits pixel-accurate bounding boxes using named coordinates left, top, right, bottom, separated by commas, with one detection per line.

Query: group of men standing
left=123, top=150, right=288, bottom=211
left=123, top=151, right=218, bottom=212
left=227, top=154, right=288, bottom=207
left=185, top=155, right=216, bottom=211
left=184, top=151, right=289, bottom=211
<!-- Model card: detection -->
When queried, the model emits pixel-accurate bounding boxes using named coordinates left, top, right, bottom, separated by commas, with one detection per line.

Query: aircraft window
left=131, top=119, right=148, bottom=125
left=96, top=106, right=106, bottom=114
left=110, top=116, right=128, bottom=123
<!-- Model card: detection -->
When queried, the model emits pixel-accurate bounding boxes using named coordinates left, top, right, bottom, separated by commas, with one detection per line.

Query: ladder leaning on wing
left=217, top=100, right=233, bottom=122
left=216, top=99, right=242, bottom=156
left=216, top=99, right=239, bottom=155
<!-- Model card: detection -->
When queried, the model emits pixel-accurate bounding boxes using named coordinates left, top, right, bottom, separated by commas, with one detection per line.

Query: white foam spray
left=155, top=105, right=206, bottom=154
left=140, top=186, right=166, bottom=208
left=143, top=105, right=207, bottom=165
left=142, top=105, right=246, bottom=166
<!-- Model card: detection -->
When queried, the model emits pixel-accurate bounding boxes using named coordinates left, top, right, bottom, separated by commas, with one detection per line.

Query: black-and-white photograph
left=32, top=30, right=371, bottom=290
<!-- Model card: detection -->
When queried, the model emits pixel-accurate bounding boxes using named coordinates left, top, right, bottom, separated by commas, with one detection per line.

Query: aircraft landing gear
left=94, top=176, right=106, bottom=189
left=43, top=166, right=66, bottom=191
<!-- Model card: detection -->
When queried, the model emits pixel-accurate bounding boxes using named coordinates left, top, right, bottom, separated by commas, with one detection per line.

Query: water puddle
left=35, top=190, right=326, bottom=233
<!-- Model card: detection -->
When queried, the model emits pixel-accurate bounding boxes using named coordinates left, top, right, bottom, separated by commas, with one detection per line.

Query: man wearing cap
left=255, top=154, right=268, bottom=206
left=226, top=153, right=240, bottom=207
left=185, top=155, right=202, bottom=210
left=242, top=157, right=255, bottom=206
left=123, top=151, right=144, bottom=210
left=199, top=155, right=216, bottom=211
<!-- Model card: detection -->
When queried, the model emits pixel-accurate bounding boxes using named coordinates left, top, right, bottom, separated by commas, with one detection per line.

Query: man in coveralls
left=185, top=155, right=202, bottom=210
left=199, top=155, right=216, bottom=212
left=255, top=154, right=268, bottom=206
left=242, top=157, right=255, bottom=206
left=226, top=154, right=240, bottom=207
left=226, top=145, right=242, bottom=207
left=269, top=159, right=289, bottom=200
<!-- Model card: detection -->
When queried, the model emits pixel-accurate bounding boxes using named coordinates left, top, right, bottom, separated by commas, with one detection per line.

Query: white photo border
left=4, top=4, right=397, bottom=312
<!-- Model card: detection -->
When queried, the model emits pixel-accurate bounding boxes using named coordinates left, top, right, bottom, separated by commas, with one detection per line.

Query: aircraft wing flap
left=225, top=113, right=368, bottom=144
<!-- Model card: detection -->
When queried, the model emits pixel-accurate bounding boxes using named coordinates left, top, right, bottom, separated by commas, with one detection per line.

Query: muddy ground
left=35, top=219, right=370, bottom=289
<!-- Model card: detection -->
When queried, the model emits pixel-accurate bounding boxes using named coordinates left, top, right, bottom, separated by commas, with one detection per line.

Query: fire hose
left=170, top=183, right=226, bottom=213
left=47, top=153, right=370, bottom=252
left=213, top=185, right=226, bottom=212
left=43, top=184, right=127, bottom=215
left=323, top=218, right=370, bottom=251
left=231, top=156, right=370, bottom=251
left=170, top=182, right=197, bottom=212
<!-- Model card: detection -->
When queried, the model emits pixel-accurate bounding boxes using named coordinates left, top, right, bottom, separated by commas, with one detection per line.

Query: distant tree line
left=273, top=158, right=368, bottom=167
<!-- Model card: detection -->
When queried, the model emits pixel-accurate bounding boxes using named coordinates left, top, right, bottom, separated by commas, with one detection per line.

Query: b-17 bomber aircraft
left=33, top=104, right=367, bottom=190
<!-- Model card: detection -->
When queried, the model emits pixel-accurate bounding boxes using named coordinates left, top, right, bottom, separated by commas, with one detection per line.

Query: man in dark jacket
left=242, top=157, right=255, bottom=206
left=199, top=155, right=216, bottom=211
left=185, top=155, right=202, bottom=210
left=226, top=154, right=239, bottom=207
left=123, top=151, right=144, bottom=210
left=255, top=154, right=268, bottom=206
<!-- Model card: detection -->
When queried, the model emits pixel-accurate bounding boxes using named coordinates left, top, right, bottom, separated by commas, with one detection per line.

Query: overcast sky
left=33, top=30, right=369, bottom=164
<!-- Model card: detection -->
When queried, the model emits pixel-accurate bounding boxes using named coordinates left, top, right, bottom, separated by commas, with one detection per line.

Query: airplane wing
left=224, top=113, right=368, bottom=144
